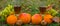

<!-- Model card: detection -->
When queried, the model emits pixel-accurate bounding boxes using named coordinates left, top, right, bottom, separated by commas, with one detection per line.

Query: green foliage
left=56, top=13, right=60, bottom=17
left=47, top=23, right=60, bottom=26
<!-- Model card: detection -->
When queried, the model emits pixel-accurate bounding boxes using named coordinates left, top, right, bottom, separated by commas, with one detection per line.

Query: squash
left=32, top=14, right=42, bottom=24
left=18, top=13, right=31, bottom=24
left=44, top=14, right=53, bottom=24
left=7, top=15, right=17, bottom=24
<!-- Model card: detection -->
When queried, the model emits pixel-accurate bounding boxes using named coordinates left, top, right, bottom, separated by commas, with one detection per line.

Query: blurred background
left=0, top=0, right=60, bottom=26
left=0, top=0, right=60, bottom=14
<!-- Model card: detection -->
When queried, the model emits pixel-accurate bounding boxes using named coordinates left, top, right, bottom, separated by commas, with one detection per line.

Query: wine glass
left=14, top=5, right=21, bottom=17
left=39, top=6, right=47, bottom=14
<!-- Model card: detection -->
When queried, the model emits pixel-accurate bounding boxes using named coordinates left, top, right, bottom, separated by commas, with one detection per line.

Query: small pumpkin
left=6, top=15, right=17, bottom=24
left=18, top=13, right=31, bottom=24
left=32, top=14, right=42, bottom=24
left=44, top=14, right=53, bottom=23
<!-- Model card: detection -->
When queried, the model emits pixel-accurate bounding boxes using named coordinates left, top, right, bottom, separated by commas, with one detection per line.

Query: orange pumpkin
left=7, top=15, right=17, bottom=24
left=18, top=13, right=31, bottom=24
left=32, top=14, right=42, bottom=24
left=44, top=14, right=53, bottom=23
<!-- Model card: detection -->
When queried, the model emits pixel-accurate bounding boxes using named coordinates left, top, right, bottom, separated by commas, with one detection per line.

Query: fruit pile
left=6, top=13, right=60, bottom=26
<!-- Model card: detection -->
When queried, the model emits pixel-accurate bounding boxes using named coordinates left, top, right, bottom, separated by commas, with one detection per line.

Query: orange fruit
left=7, top=15, right=17, bottom=24
left=18, top=13, right=31, bottom=24
left=44, top=14, right=53, bottom=23
left=32, top=14, right=42, bottom=24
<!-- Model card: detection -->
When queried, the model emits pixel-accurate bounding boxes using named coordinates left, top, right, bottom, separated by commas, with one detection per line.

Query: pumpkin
left=6, top=15, right=17, bottom=24
left=44, top=14, right=53, bottom=23
left=32, top=14, right=42, bottom=24
left=18, top=13, right=31, bottom=24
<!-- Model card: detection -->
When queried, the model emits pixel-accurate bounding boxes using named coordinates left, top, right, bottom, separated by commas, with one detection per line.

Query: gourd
left=18, top=13, right=31, bottom=24
left=32, top=14, right=42, bottom=24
